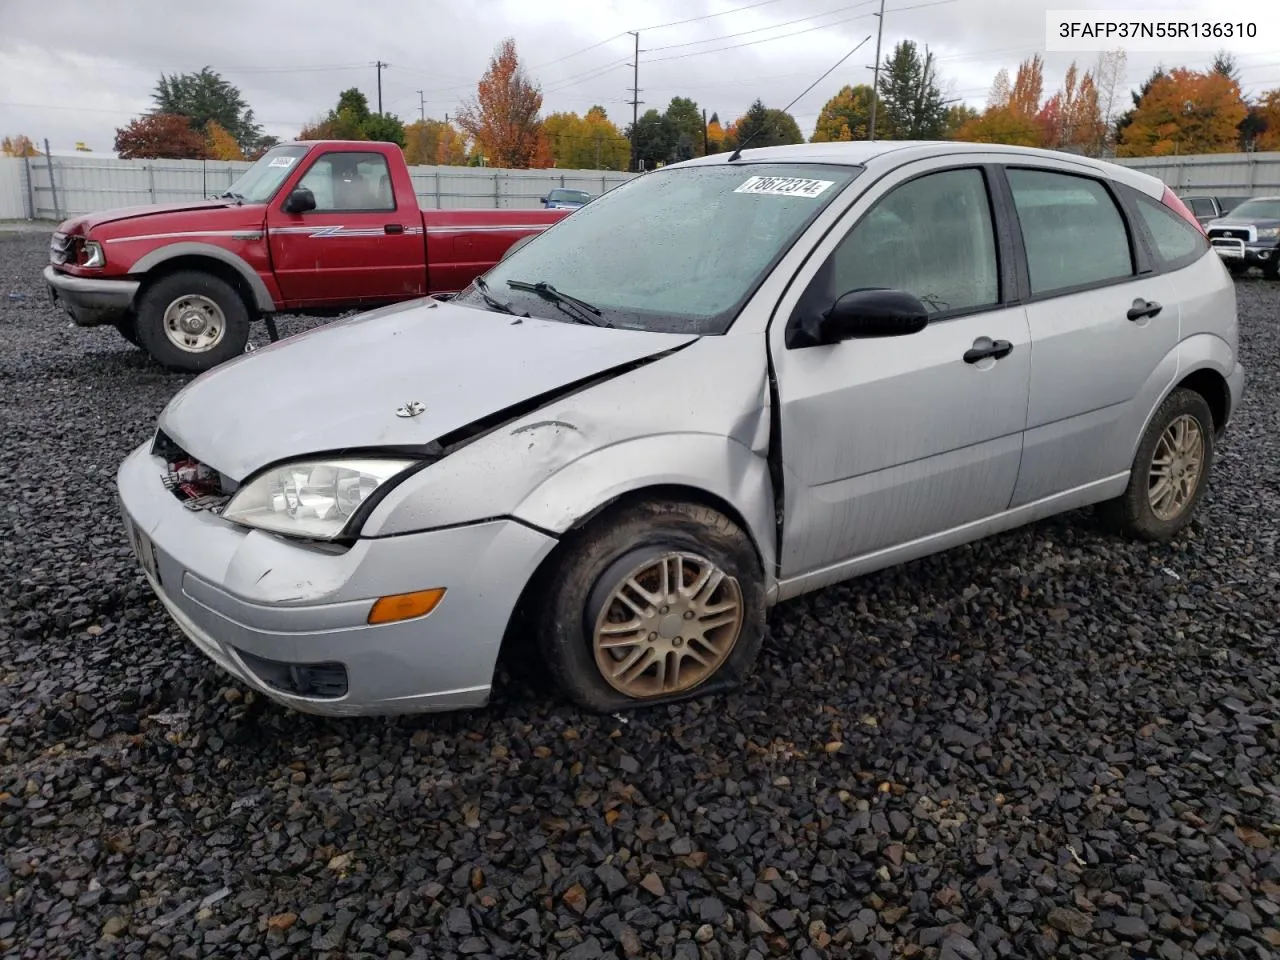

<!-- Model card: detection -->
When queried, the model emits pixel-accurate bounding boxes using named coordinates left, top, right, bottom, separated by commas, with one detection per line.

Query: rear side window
left=1188, top=198, right=1216, bottom=217
left=1007, top=168, right=1134, bottom=296
left=1133, top=192, right=1209, bottom=269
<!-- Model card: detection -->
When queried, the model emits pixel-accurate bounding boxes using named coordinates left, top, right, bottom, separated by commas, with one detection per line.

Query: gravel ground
left=1, top=230, right=1278, bottom=960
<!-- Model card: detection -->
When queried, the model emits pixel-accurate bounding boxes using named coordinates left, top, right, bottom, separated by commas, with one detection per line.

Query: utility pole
left=703, top=108, right=708, bottom=155
left=866, top=0, right=886, bottom=140
left=626, top=31, right=643, bottom=172
left=416, top=90, right=425, bottom=122
left=375, top=61, right=388, bottom=114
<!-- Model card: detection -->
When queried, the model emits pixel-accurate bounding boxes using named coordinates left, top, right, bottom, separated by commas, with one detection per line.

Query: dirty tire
left=1226, top=260, right=1249, bottom=277
left=112, top=315, right=140, bottom=347
left=136, top=271, right=250, bottom=373
left=1096, top=387, right=1215, bottom=542
left=536, top=500, right=766, bottom=713
left=1264, top=257, right=1280, bottom=281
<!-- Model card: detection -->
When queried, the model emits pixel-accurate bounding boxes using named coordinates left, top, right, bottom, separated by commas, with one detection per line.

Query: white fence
left=1115, top=151, right=1280, bottom=196
left=5, top=149, right=1280, bottom=222
left=0, top=154, right=637, bottom=221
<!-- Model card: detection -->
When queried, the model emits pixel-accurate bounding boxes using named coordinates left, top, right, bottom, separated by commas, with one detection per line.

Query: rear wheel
left=136, top=271, right=250, bottom=373
left=536, top=500, right=766, bottom=713
left=1263, top=257, right=1279, bottom=281
left=1097, top=387, right=1215, bottom=542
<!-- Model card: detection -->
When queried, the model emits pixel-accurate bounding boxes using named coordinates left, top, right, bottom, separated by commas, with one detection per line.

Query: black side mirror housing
left=789, top=288, right=929, bottom=347
left=540, top=196, right=549, bottom=205
left=283, top=186, right=317, bottom=214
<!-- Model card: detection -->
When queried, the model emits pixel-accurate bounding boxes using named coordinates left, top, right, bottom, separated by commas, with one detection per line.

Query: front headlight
left=82, top=240, right=105, bottom=268
left=222, top=458, right=418, bottom=540
left=1256, top=226, right=1279, bottom=241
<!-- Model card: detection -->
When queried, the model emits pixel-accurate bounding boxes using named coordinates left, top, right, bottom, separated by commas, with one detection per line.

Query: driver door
left=768, top=161, right=1032, bottom=585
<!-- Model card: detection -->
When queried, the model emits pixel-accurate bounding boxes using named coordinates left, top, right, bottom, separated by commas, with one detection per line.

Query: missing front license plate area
left=124, top=515, right=162, bottom=586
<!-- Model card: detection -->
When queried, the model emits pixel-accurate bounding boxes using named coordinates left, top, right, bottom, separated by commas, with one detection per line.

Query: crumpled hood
left=158, top=298, right=698, bottom=481
left=58, top=199, right=238, bottom=235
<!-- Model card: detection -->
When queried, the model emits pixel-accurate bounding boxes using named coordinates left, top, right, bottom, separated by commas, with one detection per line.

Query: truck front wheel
left=136, top=271, right=250, bottom=373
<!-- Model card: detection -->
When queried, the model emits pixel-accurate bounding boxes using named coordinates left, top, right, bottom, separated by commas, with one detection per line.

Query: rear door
left=769, top=160, right=1032, bottom=582
left=1001, top=164, right=1182, bottom=508
left=267, top=149, right=426, bottom=307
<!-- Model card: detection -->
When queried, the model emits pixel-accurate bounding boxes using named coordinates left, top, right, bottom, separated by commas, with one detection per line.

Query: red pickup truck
left=43, top=140, right=570, bottom=372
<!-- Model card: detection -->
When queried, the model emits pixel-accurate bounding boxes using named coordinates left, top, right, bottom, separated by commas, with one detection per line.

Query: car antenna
left=727, top=34, right=873, bottom=163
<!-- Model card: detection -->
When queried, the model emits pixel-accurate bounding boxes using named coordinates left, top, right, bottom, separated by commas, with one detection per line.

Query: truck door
left=267, top=149, right=426, bottom=307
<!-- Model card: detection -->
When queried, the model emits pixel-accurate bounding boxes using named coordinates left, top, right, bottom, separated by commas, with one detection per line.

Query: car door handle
left=963, top=337, right=1013, bottom=364
left=384, top=224, right=404, bottom=235
left=1127, top=298, right=1162, bottom=321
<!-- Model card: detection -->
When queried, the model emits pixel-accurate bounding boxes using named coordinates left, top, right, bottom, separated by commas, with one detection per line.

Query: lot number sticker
left=268, top=156, right=297, bottom=168
left=735, top=176, right=834, bottom=198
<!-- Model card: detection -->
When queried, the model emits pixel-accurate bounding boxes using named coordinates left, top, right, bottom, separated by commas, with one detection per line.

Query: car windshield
left=459, top=162, right=861, bottom=334
left=1226, top=199, right=1280, bottom=220
left=549, top=189, right=592, bottom=203
left=222, top=145, right=311, bottom=203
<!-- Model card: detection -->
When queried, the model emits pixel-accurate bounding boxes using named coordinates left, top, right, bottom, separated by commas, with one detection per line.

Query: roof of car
left=674, top=140, right=1167, bottom=198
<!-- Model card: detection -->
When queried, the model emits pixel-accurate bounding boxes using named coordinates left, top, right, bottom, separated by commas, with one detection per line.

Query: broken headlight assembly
left=221, top=458, right=420, bottom=541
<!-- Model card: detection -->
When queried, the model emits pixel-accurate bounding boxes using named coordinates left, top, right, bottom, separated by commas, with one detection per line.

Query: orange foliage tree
left=2, top=135, right=39, bottom=157
left=1037, top=61, right=1105, bottom=152
left=706, top=113, right=725, bottom=153
left=455, top=38, right=543, bottom=168
left=403, top=119, right=468, bottom=165
left=205, top=120, right=244, bottom=160
left=1117, top=68, right=1248, bottom=156
left=114, top=113, right=208, bottom=159
left=811, top=85, right=875, bottom=142
left=1255, top=89, right=1280, bottom=151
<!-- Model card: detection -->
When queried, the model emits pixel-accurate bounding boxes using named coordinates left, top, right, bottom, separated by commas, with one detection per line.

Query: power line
left=642, top=0, right=880, bottom=53
left=638, top=0, right=794, bottom=32
left=642, top=11, right=880, bottom=63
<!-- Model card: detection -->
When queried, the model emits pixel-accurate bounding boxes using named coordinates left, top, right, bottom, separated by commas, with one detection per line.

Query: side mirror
left=540, top=196, right=549, bottom=205
left=803, top=288, right=929, bottom=347
left=283, top=186, right=316, bottom=214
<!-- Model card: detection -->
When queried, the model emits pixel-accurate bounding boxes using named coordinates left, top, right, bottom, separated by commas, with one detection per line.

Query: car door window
left=1007, top=168, right=1133, bottom=296
left=1133, top=192, right=1209, bottom=269
left=296, top=151, right=395, bottom=212
left=805, top=167, right=999, bottom=319
left=1188, top=198, right=1215, bottom=218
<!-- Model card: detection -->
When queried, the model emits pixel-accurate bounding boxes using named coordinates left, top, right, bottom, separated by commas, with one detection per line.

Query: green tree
left=811, top=85, right=875, bottom=142
left=876, top=40, right=947, bottom=139
left=361, top=112, right=407, bottom=147
left=153, top=66, right=264, bottom=154
left=299, top=88, right=405, bottom=146
left=726, top=99, right=804, bottom=151
left=627, top=109, right=675, bottom=170
left=942, top=104, right=980, bottom=138
left=664, top=96, right=705, bottom=157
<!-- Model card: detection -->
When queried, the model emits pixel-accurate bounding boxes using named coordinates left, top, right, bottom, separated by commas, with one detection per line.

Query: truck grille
left=1208, top=227, right=1254, bottom=243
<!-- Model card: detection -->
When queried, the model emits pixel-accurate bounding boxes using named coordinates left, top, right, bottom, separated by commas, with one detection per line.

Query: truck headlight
left=1256, top=226, right=1279, bottom=242
left=82, top=240, right=105, bottom=268
left=222, top=458, right=419, bottom=540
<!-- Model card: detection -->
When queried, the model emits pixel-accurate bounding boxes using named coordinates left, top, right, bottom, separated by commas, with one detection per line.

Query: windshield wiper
left=218, top=190, right=245, bottom=204
left=473, top=276, right=528, bottom=317
left=506, top=280, right=609, bottom=327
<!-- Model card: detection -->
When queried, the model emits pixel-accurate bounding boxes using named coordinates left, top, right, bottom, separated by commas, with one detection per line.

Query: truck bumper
left=43, top=264, right=139, bottom=327
left=1210, top=239, right=1279, bottom=270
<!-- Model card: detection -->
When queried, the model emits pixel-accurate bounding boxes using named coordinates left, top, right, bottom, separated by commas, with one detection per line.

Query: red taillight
left=1161, top=186, right=1206, bottom=235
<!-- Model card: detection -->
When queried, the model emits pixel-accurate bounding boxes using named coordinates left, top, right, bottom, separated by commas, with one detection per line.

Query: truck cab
left=44, top=141, right=569, bottom=372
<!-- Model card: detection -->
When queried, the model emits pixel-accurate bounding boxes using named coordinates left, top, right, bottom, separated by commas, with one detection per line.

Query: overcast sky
left=1, top=0, right=1277, bottom=154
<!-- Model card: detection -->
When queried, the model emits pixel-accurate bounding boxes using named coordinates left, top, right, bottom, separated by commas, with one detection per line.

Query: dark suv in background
left=1204, top=196, right=1280, bottom=279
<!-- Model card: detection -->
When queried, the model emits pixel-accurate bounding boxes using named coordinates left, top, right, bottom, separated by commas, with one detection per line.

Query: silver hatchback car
left=117, top=141, right=1245, bottom=717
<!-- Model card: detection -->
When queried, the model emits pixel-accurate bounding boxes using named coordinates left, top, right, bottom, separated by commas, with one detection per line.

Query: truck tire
left=135, top=271, right=251, bottom=373
left=112, top=315, right=140, bottom=347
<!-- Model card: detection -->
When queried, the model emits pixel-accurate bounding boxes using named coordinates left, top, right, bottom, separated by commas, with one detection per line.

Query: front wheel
left=1263, top=256, right=1279, bottom=281
left=112, top=315, right=140, bottom=347
left=135, top=271, right=250, bottom=373
left=1097, top=387, right=1215, bottom=542
left=536, top=500, right=766, bottom=713
left=1225, top=260, right=1249, bottom=277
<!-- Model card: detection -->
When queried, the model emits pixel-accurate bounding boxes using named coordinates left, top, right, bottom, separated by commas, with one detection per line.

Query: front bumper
left=1210, top=239, right=1279, bottom=268
left=43, top=264, right=139, bottom=327
left=115, top=442, right=558, bottom=716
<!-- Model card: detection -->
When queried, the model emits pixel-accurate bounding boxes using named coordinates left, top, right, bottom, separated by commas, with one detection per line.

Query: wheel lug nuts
left=647, top=632, right=657, bottom=641
left=683, top=611, right=694, bottom=620
left=659, top=606, right=669, bottom=614
left=673, top=637, right=683, bottom=646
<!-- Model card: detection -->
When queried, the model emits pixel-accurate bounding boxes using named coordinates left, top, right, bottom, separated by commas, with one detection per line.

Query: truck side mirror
left=283, top=186, right=317, bottom=214
left=540, top=196, right=549, bottom=205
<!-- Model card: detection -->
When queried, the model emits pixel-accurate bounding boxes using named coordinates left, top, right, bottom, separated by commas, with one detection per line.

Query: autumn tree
left=955, top=55, right=1048, bottom=148
left=811, top=85, right=875, bottom=142
left=114, top=113, right=208, bottom=159
left=942, top=104, right=979, bottom=139
left=1009, top=55, right=1045, bottom=118
left=153, top=66, right=265, bottom=154
left=1115, top=66, right=1166, bottom=147
left=1037, top=61, right=1104, bottom=153
left=455, top=38, right=543, bottom=168
left=403, top=118, right=468, bottom=165
left=1, top=135, right=38, bottom=157
left=542, top=108, right=629, bottom=169
left=987, top=69, right=1011, bottom=110
left=1254, top=89, right=1280, bottom=151
left=876, top=40, right=947, bottom=139
left=1117, top=67, right=1248, bottom=157
left=955, top=108, right=1042, bottom=147
left=706, top=112, right=725, bottom=153
left=205, top=120, right=244, bottom=160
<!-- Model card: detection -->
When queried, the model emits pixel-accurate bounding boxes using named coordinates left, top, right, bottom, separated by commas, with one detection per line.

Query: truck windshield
left=1226, top=198, right=1280, bottom=220
left=458, top=162, right=860, bottom=335
left=221, top=145, right=311, bottom=203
